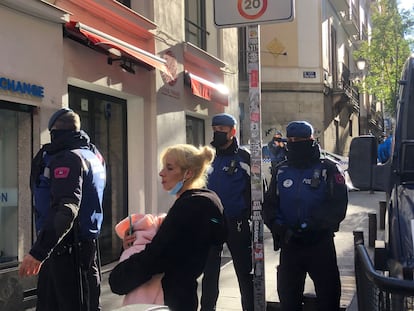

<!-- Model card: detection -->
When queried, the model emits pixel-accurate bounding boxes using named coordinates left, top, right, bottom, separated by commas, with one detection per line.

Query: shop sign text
left=0, top=76, right=44, bottom=98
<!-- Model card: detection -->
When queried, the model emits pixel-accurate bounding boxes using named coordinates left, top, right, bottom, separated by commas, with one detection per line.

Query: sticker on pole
left=214, top=0, right=294, bottom=28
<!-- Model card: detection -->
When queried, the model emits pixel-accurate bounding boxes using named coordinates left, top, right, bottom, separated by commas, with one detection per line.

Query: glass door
left=69, top=86, right=127, bottom=265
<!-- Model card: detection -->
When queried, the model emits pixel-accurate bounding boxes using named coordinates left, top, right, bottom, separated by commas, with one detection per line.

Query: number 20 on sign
left=238, top=0, right=267, bottom=20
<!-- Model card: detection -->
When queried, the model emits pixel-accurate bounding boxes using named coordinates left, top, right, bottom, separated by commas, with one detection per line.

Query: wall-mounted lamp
left=107, top=57, right=121, bottom=65
left=107, top=57, right=135, bottom=74
left=120, top=60, right=135, bottom=74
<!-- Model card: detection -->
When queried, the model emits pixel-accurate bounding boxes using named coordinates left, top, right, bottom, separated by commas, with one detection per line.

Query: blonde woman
left=110, top=144, right=226, bottom=311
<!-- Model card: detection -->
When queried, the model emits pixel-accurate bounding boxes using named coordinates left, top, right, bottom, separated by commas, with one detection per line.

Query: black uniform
left=30, top=130, right=106, bottom=311
left=263, top=144, right=348, bottom=311
left=201, top=138, right=253, bottom=311
left=109, top=189, right=226, bottom=311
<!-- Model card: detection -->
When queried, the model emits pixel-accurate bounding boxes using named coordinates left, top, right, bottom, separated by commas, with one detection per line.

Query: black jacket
left=29, top=130, right=106, bottom=261
left=109, top=189, right=226, bottom=310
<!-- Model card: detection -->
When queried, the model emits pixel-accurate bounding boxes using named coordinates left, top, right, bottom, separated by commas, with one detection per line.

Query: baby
left=115, top=213, right=166, bottom=306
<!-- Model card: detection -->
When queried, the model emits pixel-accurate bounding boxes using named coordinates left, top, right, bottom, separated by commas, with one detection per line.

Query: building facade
left=0, top=0, right=238, bottom=307
left=239, top=0, right=383, bottom=154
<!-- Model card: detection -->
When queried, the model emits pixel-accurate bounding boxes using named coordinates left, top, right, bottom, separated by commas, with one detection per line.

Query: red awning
left=65, top=21, right=172, bottom=78
left=185, top=71, right=228, bottom=105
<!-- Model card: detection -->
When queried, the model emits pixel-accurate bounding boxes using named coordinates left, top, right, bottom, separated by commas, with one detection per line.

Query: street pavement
left=96, top=190, right=388, bottom=310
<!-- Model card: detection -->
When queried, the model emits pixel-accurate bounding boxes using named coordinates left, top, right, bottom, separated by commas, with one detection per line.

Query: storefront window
left=186, top=115, right=205, bottom=147
left=0, top=109, right=19, bottom=264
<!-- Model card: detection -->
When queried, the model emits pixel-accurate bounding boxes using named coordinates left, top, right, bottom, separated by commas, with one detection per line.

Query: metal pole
left=379, top=201, right=386, bottom=230
left=368, top=213, right=377, bottom=248
left=247, top=24, right=266, bottom=310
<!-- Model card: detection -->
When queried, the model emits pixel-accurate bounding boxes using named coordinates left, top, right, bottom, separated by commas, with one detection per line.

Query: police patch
left=283, top=179, right=293, bottom=188
left=334, top=173, right=345, bottom=184
left=54, top=167, right=70, bottom=179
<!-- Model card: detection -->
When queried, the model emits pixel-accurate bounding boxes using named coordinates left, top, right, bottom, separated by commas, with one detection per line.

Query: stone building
left=238, top=0, right=383, bottom=154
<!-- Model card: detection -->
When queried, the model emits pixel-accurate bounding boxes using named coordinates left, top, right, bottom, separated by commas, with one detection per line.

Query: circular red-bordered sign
left=237, top=0, right=268, bottom=20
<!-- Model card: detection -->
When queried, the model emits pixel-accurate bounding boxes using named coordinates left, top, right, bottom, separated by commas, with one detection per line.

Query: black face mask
left=211, top=131, right=229, bottom=148
left=287, top=140, right=319, bottom=165
left=50, top=129, right=73, bottom=144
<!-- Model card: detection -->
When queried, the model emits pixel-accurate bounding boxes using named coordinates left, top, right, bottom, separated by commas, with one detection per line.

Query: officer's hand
left=272, top=223, right=294, bottom=245
left=123, top=231, right=136, bottom=250
left=270, top=230, right=281, bottom=251
left=272, top=223, right=287, bottom=236
left=19, top=254, right=42, bottom=277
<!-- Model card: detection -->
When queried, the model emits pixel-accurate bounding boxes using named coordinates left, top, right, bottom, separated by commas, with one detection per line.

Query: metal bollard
left=368, top=213, right=377, bottom=248
left=379, top=200, right=386, bottom=230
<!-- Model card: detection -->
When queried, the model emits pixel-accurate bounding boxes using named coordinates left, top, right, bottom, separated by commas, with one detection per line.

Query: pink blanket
left=115, top=213, right=166, bottom=306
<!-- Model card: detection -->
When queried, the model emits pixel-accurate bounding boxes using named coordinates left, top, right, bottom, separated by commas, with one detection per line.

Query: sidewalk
left=99, top=190, right=386, bottom=310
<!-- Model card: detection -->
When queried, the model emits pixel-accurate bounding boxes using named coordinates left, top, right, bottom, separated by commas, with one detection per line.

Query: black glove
left=271, top=231, right=281, bottom=251
left=271, top=223, right=286, bottom=251
left=271, top=223, right=295, bottom=249
left=273, top=223, right=291, bottom=236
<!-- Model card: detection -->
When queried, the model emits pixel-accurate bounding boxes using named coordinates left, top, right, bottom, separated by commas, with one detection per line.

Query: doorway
left=69, top=86, right=127, bottom=264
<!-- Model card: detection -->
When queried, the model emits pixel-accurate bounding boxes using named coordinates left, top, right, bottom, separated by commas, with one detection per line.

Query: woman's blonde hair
left=160, top=144, right=215, bottom=189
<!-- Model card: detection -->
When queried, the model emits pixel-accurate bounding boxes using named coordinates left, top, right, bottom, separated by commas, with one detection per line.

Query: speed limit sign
left=237, top=0, right=268, bottom=20
left=214, top=0, right=294, bottom=28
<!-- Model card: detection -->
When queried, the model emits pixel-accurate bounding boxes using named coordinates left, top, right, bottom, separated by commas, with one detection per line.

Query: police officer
left=263, top=121, right=348, bottom=311
left=19, top=108, right=106, bottom=311
left=267, top=130, right=287, bottom=174
left=201, top=113, right=254, bottom=311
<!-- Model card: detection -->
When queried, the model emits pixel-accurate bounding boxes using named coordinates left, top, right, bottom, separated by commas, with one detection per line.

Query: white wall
left=0, top=5, right=66, bottom=142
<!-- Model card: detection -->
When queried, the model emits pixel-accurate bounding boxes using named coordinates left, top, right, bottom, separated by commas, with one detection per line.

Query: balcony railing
left=330, top=0, right=349, bottom=13
left=332, top=62, right=360, bottom=112
left=342, top=2, right=360, bottom=36
left=335, top=81, right=360, bottom=111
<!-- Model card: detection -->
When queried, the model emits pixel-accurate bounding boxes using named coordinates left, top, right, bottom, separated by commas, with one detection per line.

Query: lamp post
left=356, top=57, right=366, bottom=71
left=356, top=57, right=367, bottom=135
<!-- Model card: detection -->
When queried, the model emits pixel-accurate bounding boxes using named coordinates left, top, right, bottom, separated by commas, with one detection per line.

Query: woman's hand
left=123, top=230, right=136, bottom=250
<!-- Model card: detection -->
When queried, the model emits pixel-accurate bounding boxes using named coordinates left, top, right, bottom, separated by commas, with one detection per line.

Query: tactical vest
left=33, top=148, right=106, bottom=240
left=275, top=161, right=329, bottom=227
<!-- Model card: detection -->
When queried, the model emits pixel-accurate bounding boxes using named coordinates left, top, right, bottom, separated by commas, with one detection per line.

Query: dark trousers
left=36, top=240, right=101, bottom=311
left=162, top=274, right=199, bottom=311
left=277, top=236, right=341, bottom=311
left=201, top=218, right=254, bottom=311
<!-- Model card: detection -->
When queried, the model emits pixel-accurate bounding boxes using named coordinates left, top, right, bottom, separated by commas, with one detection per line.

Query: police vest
left=275, top=162, right=329, bottom=228
left=33, top=148, right=106, bottom=240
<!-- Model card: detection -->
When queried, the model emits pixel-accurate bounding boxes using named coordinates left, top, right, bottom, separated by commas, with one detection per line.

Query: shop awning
left=65, top=21, right=171, bottom=77
left=184, top=71, right=228, bottom=105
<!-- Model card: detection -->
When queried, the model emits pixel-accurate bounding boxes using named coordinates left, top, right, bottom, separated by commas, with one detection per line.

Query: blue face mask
left=168, top=180, right=184, bottom=196
left=168, top=170, right=188, bottom=196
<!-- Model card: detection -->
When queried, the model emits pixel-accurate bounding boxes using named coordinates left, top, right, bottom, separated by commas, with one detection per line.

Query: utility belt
left=284, top=229, right=332, bottom=246
left=53, top=239, right=97, bottom=257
